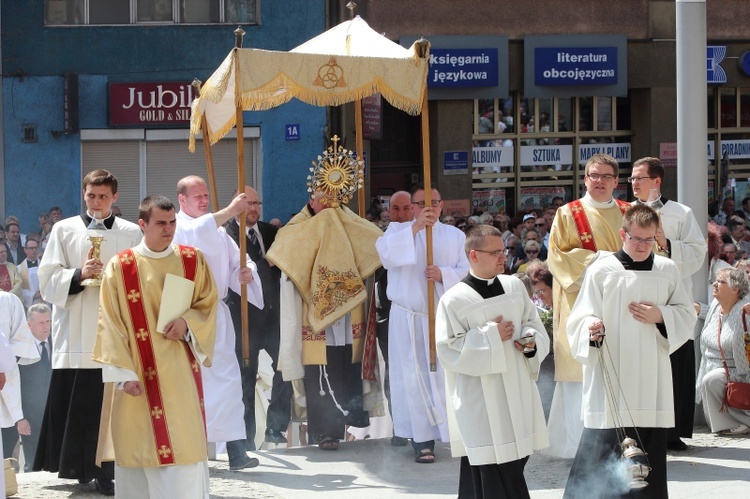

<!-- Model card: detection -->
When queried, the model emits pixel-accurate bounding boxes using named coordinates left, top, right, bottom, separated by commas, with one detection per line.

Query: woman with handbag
left=696, top=267, right=750, bottom=435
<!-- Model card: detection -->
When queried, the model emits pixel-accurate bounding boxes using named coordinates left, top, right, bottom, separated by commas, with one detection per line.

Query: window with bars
left=45, top=0, right=259, bottom=25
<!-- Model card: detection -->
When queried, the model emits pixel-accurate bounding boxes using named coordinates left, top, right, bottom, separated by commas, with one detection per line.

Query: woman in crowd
left=735, top=259, right=750, bottom=284
left=514, top=239, right=541, bottom=273
left=695, top=267, right=750, bottom=435
left=527, top=260, right=553, bottom=311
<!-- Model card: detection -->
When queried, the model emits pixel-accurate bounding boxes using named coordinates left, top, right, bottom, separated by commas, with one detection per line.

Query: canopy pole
left=234, top=27, right=251, bottom=368
left=355, top=99, right=365, bottom=217
left=420, top=96, right=437, bottom=372
left=192, top=80, right=220, bottom=212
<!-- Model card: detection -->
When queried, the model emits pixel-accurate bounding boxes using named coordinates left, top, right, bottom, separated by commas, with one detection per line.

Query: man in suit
left=18, top=304, right=52, bottom=471
left=4, top=223, right=24, bottom=266
left=227, top=186, right=293, bottom=449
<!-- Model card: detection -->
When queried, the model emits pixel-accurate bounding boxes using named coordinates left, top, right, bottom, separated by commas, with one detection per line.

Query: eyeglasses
left=586, top=173, right=617, bottom=181
left=247, top=201, right=262, bottom=207
left=474, top=249, right=506, bottom=258
left=625, top=232, right=657, bottom=245
left=412, top=200, right=441, bottom=208
left=505, top=247, right=516, bottom=252
left=627, top=176, right=657, bottom=183
left=525, top=249, right=539, bottom=254
left=534, top=223, right=546, bottom=227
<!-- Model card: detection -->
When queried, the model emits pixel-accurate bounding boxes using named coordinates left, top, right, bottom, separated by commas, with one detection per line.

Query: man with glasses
left=436, top=225, right=549, bottom=498
left=630, top=156, right=707, bottom=451
left=226, top=186, right=293, bottom=450
left=535, top=216, right=550, bottom=249
left=18, top=238, right=43, bottom=309
left=376, top=183, right=469, bottom=463
left=564, top=204, right=695, bottom=498
left=546, top=153, right=630, bottom=458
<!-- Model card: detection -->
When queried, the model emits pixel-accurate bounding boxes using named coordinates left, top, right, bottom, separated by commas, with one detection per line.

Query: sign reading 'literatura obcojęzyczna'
left=534, top=47, right=618, bottom=86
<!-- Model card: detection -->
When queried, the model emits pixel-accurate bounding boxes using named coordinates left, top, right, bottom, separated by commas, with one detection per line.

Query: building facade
left=345, top=0, right=750, bottom=216
left=1, top=0, right=327, bottom=228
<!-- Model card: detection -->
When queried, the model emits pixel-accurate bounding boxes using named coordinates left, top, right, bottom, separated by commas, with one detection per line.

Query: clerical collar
left=582, top=193, right=616, bottom=209
left=81, top=211, right=116, bottom=230
left=615, top=248, right=654, bottom=271
left=134, top=241, right=174, bottom=259
left=634, top=195, right=669, bottom=206
left=468, top=271, right=497, bottom=284
left=462, top=272, right=505, bottom=299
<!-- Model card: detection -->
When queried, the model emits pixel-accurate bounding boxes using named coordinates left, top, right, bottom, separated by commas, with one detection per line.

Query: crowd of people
left=0, top=152, right=748, bottom=498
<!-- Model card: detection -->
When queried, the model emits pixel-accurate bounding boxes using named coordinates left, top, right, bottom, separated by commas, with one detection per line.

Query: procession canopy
left=189, top=16, right=429, bottom=151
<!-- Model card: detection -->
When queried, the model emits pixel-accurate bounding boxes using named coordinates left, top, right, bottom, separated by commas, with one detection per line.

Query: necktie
left=249, top=229, right=262, bottom=256
left=40, top=341, right=49, bottom=365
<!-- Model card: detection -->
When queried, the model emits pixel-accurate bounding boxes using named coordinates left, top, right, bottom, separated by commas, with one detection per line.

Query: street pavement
left=13, top=425, right=750, bottom=498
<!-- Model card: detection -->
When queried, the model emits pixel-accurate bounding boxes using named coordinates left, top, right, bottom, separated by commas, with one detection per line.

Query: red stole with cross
left=568, top=199, right=630, bottom=252
left=117, top=245, right=205, bottom=466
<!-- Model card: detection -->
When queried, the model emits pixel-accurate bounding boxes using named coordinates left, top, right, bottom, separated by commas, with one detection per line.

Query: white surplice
left=38, top=215, right=142, bottom=369
left=0, top=290, right=41, bottom=427
left=376, top=221, right=469, bottom=443
left=567, top=253, right=696, bottom=429
left=173, top=210, right=263, bottom=443
left=436, top=275, right=550, bottom=465
left=0, top=332, right=17, bottom=493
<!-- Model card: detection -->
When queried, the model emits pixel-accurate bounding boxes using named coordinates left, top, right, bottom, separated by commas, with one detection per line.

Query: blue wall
left=2, top=0, right=326, bottom=230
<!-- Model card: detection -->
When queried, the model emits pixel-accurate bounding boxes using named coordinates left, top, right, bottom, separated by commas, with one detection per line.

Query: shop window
left=472, top=93, right=632, bottom=215
left=45, top=0, right=257, bottom=25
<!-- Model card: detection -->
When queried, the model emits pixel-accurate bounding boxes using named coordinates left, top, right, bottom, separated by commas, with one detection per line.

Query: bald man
left=375, top=191, right=413, bottom=446
left=226, top=186, right=292, bottom=449
left=173, top=176, right=263, bottom=470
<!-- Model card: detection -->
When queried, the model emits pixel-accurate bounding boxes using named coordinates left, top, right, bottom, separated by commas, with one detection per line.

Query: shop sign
left=707, top=139, right=750, bottom=160
left=578, top=143, right=631, bottom=165
left=534, top=47, right=617, bottom=86
left=362, top=93, right=382, bottom=140
left=109, top=82, right=194, bottom=126
left=738, top=50, right=750, bottom=77
left=444, top=151, right=469, bottom=175
left=707, top=46, right=727, bottom=84
left=520, top=145, right=572, bottom=166
left=429, top=48, right=499, bottom=88
left=472, top=145, right=514, bottom=169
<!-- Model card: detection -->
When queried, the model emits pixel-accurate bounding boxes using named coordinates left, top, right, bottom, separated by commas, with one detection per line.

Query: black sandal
left=414, top=448, right=435, bottom=463
left=316, top=435, right=339, bottom=450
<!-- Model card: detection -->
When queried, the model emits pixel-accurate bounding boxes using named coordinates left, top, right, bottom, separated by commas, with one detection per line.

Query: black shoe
left=667, top=439, right=688, bottom=451
left=229, top=454, right=260, bottom=471
left=391, top=436, right=408, bottom=446
left=94, top=478, right=115, bottom=496
left=78, top=478, right=93, bottom=485
left=265, top=428, right=288, bottom=444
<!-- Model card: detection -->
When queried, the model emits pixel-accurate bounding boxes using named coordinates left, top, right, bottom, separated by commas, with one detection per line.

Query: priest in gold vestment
left=94, top=195, right=218, bottom=499
left=545, top=154, right=628, bottom=458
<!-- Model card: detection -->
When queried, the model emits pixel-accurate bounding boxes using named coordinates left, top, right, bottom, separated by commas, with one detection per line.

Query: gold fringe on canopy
left=189, top=16, right=429, bottom=152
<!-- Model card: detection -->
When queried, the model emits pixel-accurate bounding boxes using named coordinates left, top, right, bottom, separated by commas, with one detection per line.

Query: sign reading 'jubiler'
left=534, top=47, right=618, bottom=86
left=428, top=48, right=499, bottom=88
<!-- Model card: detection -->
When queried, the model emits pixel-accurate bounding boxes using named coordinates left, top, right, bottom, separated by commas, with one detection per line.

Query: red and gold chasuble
left=118, top=245, right=205, bottom=465
left=569, top=199, right=630, bottom=251
left=0, top=264, right=10, bottom=291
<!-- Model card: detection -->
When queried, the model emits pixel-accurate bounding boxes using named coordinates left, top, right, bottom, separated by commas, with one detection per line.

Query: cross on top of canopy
left=189, top=16, right=430, bottom=151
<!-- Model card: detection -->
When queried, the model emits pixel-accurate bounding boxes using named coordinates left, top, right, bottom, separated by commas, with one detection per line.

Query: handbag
left=717, top=312, right=750, bottom=411
left=4, top=458, right=18, bottom=498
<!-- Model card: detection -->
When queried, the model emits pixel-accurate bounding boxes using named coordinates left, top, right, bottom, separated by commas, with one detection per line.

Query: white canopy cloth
left=189, top=16, right=429, bottom=151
